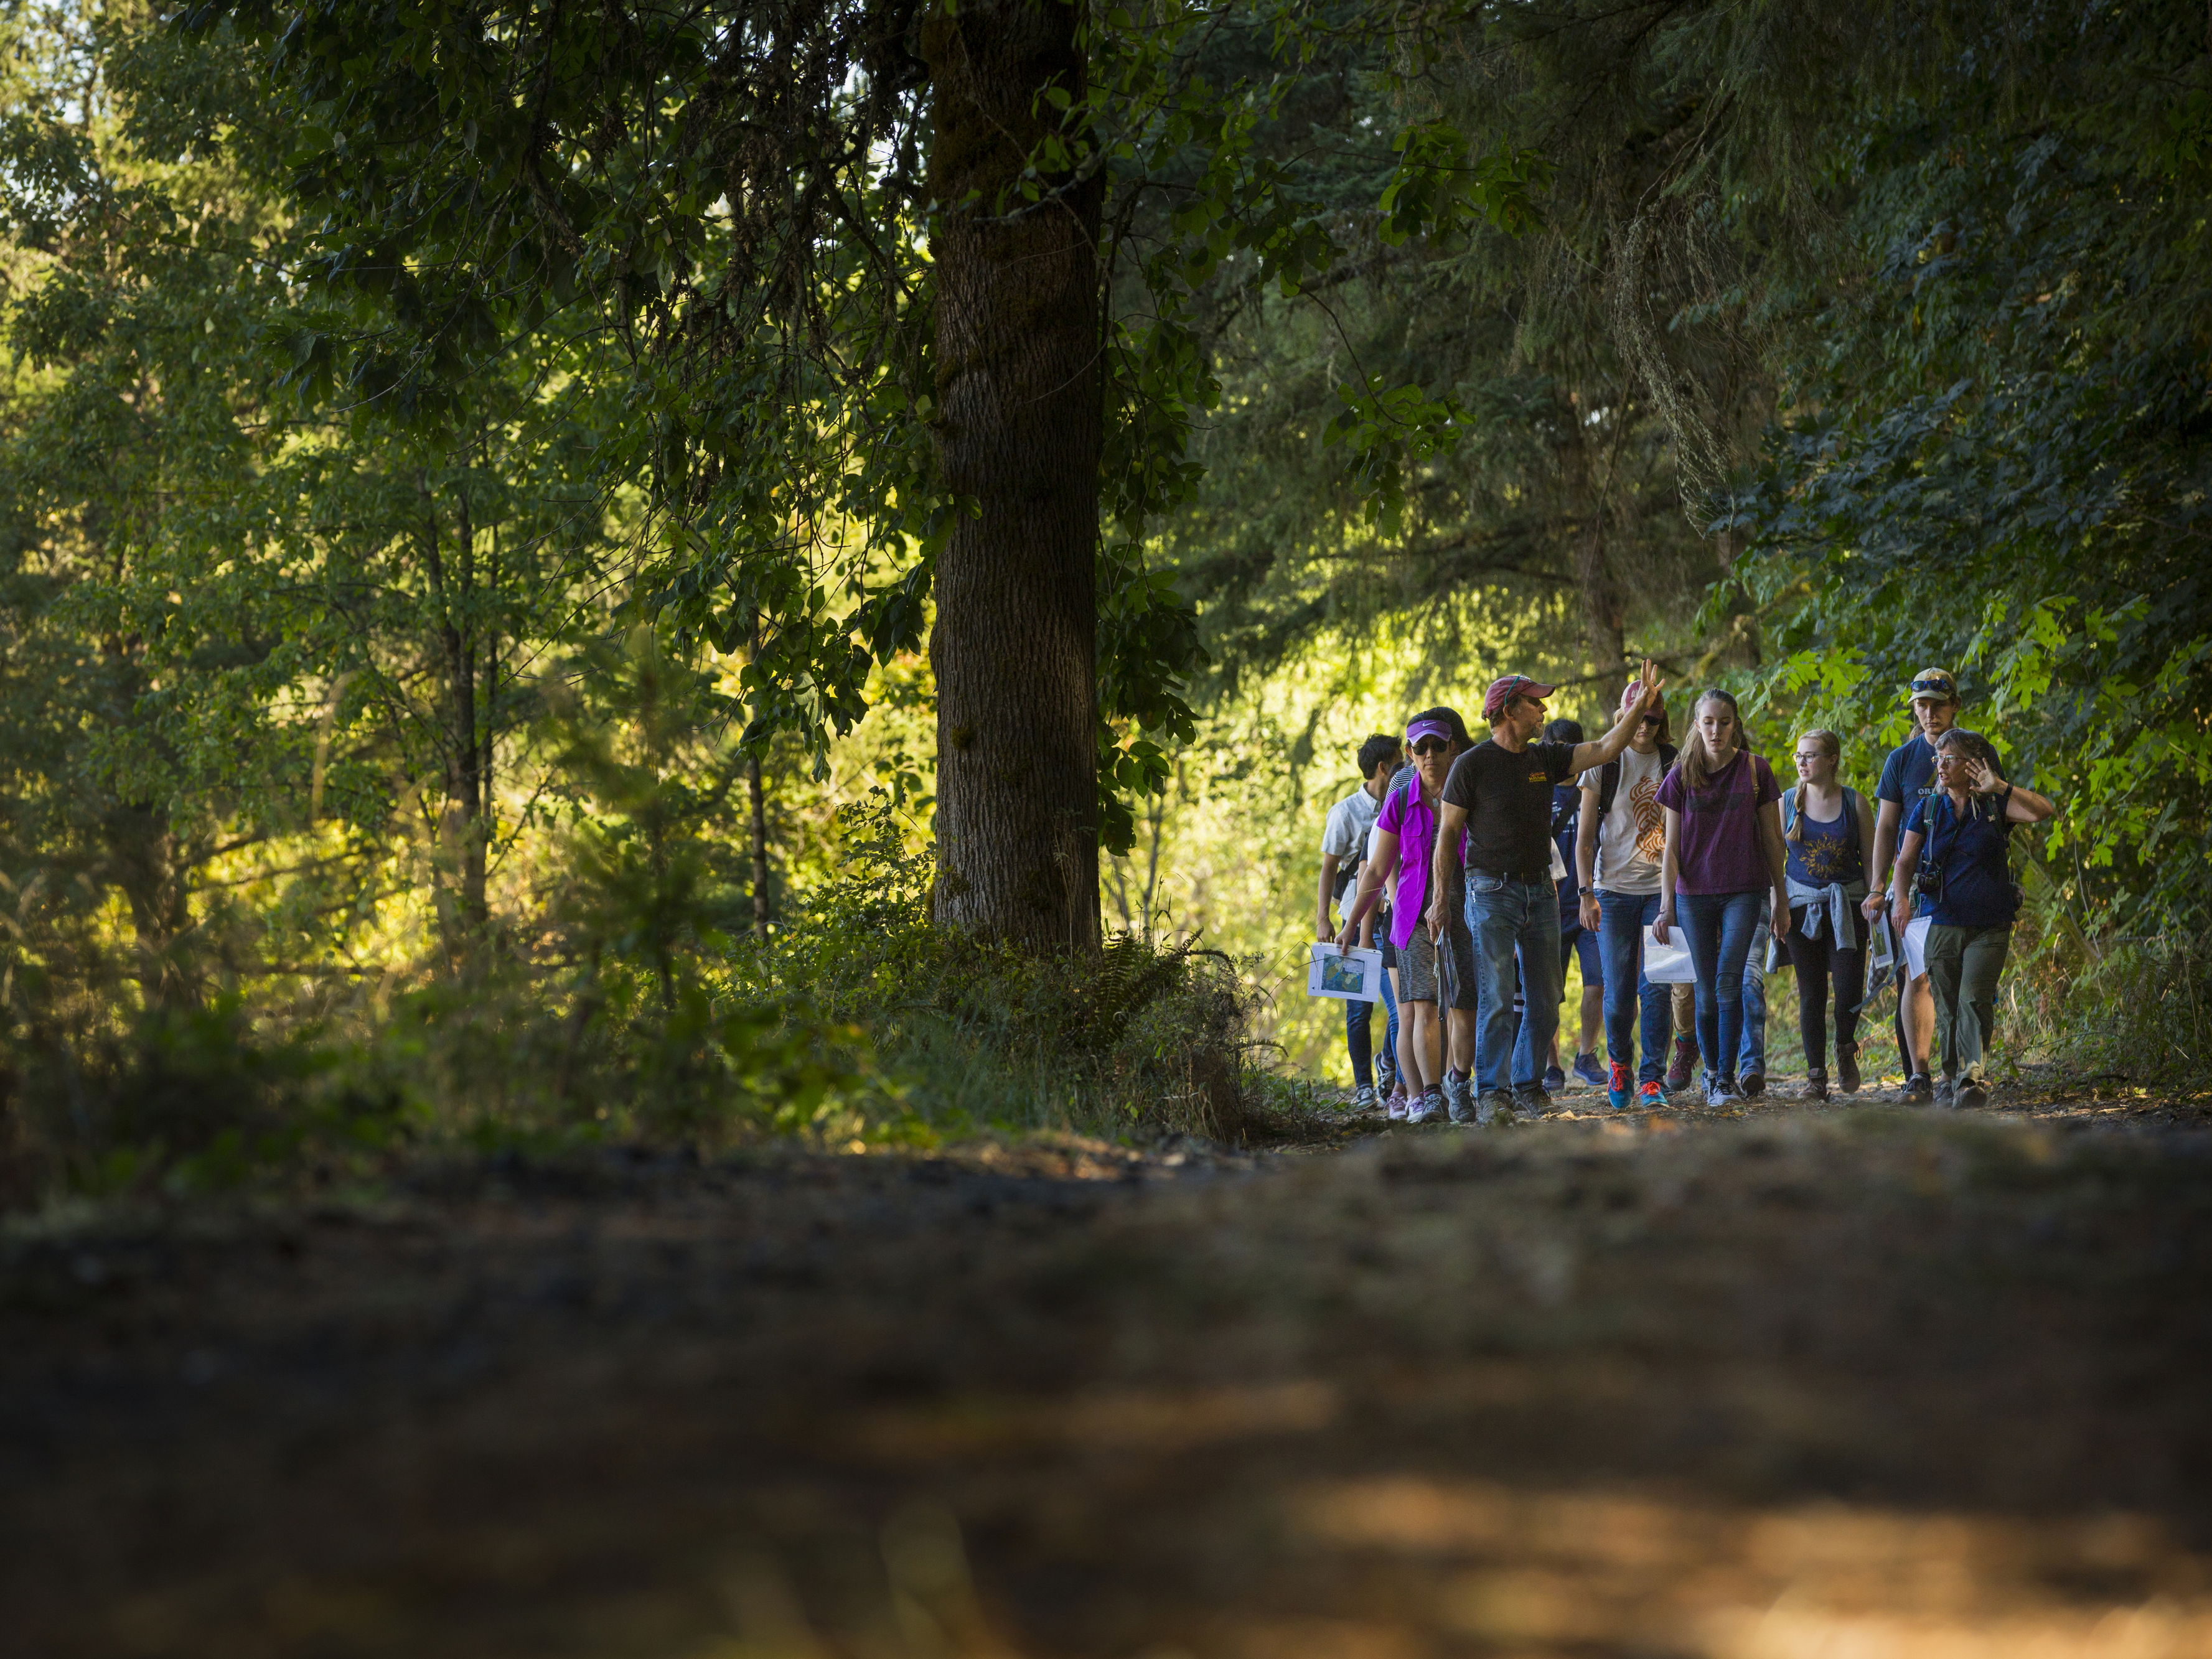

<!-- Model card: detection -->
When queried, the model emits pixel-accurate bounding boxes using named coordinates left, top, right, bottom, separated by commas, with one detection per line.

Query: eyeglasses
left=1411, top=739, right=1452, bottom=757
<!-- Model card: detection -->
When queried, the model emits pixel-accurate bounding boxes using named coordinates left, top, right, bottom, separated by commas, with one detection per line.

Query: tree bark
left=921, top=0, right=1105, bottom=955
left=419, top=474, right=490, bottom=963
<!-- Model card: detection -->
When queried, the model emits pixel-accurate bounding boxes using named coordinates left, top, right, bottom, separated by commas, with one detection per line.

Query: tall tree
left=922, top=0, right=1105, bottom=948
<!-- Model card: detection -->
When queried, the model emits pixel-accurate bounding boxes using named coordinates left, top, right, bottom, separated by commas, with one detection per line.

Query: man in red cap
left=1431, top=661, right=1666, bottom=1122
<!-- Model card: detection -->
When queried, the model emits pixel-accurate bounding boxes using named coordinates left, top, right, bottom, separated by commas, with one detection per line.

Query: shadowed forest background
left=1, top=0, right=2209, bottom=1198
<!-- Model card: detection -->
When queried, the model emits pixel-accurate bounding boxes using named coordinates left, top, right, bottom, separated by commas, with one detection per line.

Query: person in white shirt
left=1574, top=680, right=1677, bottom=1110
left=1317, top=734, right=1403, bottom=1110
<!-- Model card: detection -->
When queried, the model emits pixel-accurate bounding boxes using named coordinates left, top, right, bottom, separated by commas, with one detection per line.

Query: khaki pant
left=1926, top=923, right=2011, bottom=1083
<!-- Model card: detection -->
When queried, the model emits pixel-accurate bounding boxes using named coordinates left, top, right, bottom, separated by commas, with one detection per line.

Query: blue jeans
left=1466, top=874, right=1561, bottom=1095
left=1676, top=890, right=1764, bottom=1084
left=1738, top=949, right=1767, bottom=1078
left=1596, top=889, right=1671, bottom=1083
left=1344, top=967, right=1400, bottom=1090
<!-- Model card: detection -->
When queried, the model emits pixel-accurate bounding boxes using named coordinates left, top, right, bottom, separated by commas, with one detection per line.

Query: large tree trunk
left=921, top=0, right=1105, bottom=954
left=420, top=475, right=490, bottom=963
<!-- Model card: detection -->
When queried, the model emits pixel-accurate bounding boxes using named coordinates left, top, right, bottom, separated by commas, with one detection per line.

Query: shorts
left=1560, top=923, right=1603, bottom=987
left=1399, top=877, right=1478, bottom=1011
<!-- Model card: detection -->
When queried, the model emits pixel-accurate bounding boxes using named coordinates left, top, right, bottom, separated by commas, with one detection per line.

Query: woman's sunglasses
left=1411, top=738, right=1453, bottom=757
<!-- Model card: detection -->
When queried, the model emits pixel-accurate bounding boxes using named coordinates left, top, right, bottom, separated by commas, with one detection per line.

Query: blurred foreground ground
left=6, top=1078, right=2212, bottom=1658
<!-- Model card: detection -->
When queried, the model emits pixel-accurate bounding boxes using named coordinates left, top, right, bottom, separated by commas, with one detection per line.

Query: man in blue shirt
left=1860, top=668, right=1961, bottom=1102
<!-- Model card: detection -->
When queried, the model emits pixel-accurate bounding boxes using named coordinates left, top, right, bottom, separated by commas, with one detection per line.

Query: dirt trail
left=7, top=1083, right=2212, bottom=1659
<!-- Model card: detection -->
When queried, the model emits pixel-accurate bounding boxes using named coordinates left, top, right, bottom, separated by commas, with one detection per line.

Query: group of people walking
left=1316, top=666, right=2056, bottom=1121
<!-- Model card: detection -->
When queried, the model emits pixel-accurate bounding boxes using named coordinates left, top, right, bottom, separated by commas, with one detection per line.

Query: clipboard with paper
left=1308, top=943, right=1384, bottom=1003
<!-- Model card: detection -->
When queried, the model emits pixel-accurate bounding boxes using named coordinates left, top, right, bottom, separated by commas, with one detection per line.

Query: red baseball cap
left=1484, top=674, right=1556, bottom=721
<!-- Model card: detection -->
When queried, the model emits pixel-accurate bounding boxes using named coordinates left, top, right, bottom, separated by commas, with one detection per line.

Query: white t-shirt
left=1322, top=785, right=1383, bottom=899
left=1577, top=746, right=1667, bottom=895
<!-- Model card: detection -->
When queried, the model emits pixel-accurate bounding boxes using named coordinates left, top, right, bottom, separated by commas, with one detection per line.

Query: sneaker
left=1904, top=1073, right=1934, bottom=1105
left=1385, top=1090, right=1409, bottom=1121
left=1542, top=1063, right=1567, bottom=1093
left=1606, top=1060, right=1631, bottom=1111
left=1956, top=1078, right=1989, bottom=1110
left=1738, top=1071, right=1766, bottom=1099
left=1637, top=1080, right=1667, bottom=1108
left=1514, top=1087, right=1553, bottom=1118
left=1377, top=1059, right=1398, bottom=1096
left=1573, top=1052, right=1606, bottom=1088
left=1665, top=1035, right=1698, bottom=1092
left=1408, top=1087, right=1446, bottom=1124
left=1803, top=1067, right=1828, bottom=1101
left=1354, top=1083, right=1377, bottom=1113
left=1475, top=1090, right=1517, bottom=1126
left=1933, top=1074, right=1957, bottom=1108
left=1703, top=1073, right=1743, bottom=1108
left=1837, top=1047, right=1862, bottom=1095
left=1442, top=1070, right=1473, bottom=1123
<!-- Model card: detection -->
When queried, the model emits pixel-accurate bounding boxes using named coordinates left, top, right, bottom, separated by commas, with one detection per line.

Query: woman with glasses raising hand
left=1887, top=729, right=2056, bottom=1108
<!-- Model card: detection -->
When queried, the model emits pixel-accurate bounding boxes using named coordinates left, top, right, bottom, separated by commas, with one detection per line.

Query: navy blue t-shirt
left=1552, top=783, right=1582, bottom=930
left=1876, top=734, right=1938, bottom=810
left=1906, top=792, right=2018, bottom=928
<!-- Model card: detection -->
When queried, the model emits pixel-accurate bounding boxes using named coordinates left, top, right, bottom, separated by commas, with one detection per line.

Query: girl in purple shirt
left=1339, top=712, right=1468, bottom=1121
left=1652, top=689, right=1791, bottom=1107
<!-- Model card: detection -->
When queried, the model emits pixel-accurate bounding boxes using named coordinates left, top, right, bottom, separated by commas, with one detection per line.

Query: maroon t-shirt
left=1656, top=750, right=1780, bottom=895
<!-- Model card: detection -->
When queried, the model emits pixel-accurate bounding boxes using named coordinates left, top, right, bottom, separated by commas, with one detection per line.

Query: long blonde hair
left=1786, top=729, right=1843, bottom=842
left=1679, top=689, right=1752, bottom=793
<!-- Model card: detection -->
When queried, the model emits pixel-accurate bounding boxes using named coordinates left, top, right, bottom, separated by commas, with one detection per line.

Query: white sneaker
left=1353, top=1083, right=1378, bottom=1113
left=1407, top=1087, right=1446, bottom=1124
left=1386, top=1091, right=1410, bottom=1121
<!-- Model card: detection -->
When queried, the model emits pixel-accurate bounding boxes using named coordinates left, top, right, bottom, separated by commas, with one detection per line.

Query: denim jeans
left=1343, top=966, right=1401, bottom=1090
left=1738, top=949, right=1767, bottom=1078
left=1596, top=889, right=1671, bottom=1083
left=1676, top=890, right=1764, bottom=1084
left=1466, top=873, right=1562, bottom=1095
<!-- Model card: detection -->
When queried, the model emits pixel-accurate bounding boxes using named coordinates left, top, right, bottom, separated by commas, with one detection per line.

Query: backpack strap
left=1781, top=785, right=1799, bottom=838
left=1597, top=760, right=1621, bottom=823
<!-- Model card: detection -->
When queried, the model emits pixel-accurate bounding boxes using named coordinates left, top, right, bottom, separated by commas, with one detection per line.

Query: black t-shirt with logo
left=1441, top=739, right=1577, bottom=877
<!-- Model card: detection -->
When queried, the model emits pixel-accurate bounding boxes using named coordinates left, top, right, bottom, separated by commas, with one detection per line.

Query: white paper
left=1642, top=923, right=1697, bottom=984
left=1549, top=839, right=1568, bottom=881
left=1867, top=914, right=1895, bottom=973
left=1308, top=943, right=1384, bottom=1002
left=1903, top=915, right=1933, bottom=982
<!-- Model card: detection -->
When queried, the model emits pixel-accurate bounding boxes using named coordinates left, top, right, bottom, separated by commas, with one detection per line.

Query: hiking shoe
left=1904, top=1073, right=1934, bottom=1105
left=1837, top=1047, right=1862, bottom=1095
left=1933, top=1074, right=1957, bottom=1108
left=1606, top=1060, right=1632, bottom=1111
left=1408, top=1087, right=1446, bottom=1124
left=1803, top=1067, right=1829, bottom=1101
left=1514, top=1087, right=1553, bottom=1118
left=1956, top=1078, right=1989, bottom=1110
left=1637, top=1080, right=1668, bottom=1108
left=1573, top=1051, right=1606, bottom=1088
left=1354, top=1083, right=1377, bottom=1114
left=1385, top=1090, right=1409, bottom=1121
left=1377, top=1059, right=1398, bottom=1095
left=1665, top=1034, right=1698, bottom=1091
left=1441, top=1070, right=1473, bottom=1123
left=1738, top=1071, right=1765, bottom=1099
left=1542, top=1063, right=1566, bottom=1093
left=1476, top=1090, right=1518, bottom=1126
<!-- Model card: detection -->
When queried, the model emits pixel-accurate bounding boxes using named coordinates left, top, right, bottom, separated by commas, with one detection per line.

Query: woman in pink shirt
left=1338, top=710, right=1471, bottom=1123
